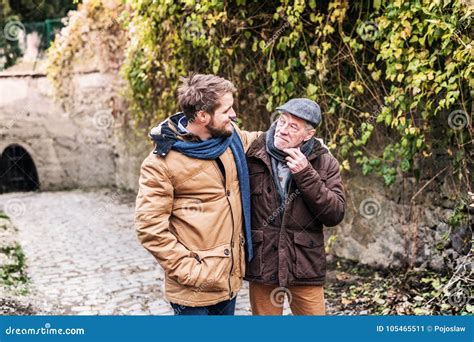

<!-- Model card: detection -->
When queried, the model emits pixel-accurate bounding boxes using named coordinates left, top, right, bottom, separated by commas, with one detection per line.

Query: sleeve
left=135, top=155, right=201, bottom=286
left=291, top=155, right=346, bottom=227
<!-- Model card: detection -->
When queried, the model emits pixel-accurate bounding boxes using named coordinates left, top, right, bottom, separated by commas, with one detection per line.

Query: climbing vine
left=46, top=0, right=127, bottom=110
left=47, top=0, right=472, bottom=224
left=121, top=0, right=471, bottom=192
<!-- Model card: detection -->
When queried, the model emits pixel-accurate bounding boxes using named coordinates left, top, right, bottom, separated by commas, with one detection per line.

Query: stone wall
left=0, top=71, right=122, bottom=190
left=0, top=69, right=470, bottom=271
left=328, top=169, right=472, bottom=271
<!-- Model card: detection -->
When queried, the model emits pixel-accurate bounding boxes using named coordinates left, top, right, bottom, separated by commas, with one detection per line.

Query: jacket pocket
left=190, top=244, right=232, bottom=291
left=246, top=230, right=263, bottom=277
left=293, top=232, right=326, bottom=279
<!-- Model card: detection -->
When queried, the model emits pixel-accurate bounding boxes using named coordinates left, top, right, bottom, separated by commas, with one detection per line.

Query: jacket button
left=267, top=186, right=272, bottom=193
left=310, top=241, right=314, bottom=248
left=273, top=245, right=278, bottom=251
left=270, top=274, right=276, bottom=280
left=224, top=248, right=230, bottom=256
left=226, top=190, right=231, bottom=196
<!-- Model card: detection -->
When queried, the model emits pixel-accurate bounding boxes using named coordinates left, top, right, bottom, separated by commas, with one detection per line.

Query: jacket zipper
left=226, top=184, right=235, bottom=299
left=229, top=238, right=234, bottom=298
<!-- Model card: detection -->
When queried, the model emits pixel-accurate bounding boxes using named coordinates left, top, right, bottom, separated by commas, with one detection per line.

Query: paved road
left=0, top=190, right=264, bottom=315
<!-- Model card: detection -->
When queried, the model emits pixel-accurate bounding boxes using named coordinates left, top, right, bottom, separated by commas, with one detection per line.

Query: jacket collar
left=149, top=112, right=201, bottom=157
left=247, top=132, right=329, bottom=167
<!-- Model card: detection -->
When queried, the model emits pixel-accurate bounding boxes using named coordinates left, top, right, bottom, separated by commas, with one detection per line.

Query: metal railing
left=0, top=18, right=64, bottom=70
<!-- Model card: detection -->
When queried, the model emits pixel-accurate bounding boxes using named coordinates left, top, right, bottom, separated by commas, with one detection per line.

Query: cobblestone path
left=0, top=189, right=259, bottom=315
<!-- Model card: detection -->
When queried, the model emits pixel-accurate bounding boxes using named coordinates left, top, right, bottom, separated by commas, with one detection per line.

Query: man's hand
left=283, top=148, right=309, bottom=174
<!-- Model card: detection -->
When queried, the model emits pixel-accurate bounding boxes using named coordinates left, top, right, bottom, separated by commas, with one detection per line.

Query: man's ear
left=303, top=128, right=316, bottom=141
left=195, top=110, right=209, bottom=124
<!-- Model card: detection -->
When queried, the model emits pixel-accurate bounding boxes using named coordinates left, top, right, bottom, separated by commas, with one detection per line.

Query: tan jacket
left=135, top=122, right=260, bottom=307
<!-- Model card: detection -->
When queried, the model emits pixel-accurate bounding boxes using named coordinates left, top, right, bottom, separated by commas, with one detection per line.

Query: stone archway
left=0, top=144, right=40, bottom=193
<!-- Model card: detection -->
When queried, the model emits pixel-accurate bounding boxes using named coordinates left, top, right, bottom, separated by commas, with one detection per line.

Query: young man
left=244, top=98, right=346, bottom=315
left=135, top=74, right=261, bottom=315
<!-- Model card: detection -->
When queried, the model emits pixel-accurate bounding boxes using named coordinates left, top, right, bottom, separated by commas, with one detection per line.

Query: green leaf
left=307, top=83, right=318, bottom=96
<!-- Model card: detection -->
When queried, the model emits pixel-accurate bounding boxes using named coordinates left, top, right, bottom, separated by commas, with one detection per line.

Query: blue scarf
left=151, top=114, right=253, bottom=261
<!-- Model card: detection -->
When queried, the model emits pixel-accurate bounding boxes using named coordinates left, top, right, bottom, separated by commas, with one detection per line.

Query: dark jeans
left=170, top=297, right=237, bottom=315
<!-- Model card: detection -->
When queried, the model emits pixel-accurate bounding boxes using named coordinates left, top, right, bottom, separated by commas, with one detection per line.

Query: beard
left=274, top=138, right=285, bottom=150
left=274, top=135, right=290, bottom=150
left=206, top=117, right=233, bottom=138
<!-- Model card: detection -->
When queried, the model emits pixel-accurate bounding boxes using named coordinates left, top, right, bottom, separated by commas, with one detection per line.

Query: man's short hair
left=177, top=73, right=236, bottom=121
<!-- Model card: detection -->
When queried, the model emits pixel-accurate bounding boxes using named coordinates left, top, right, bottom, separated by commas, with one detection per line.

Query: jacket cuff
left=292, top=163, right=318, bottom=178
left=292, top=163, right=323, bottom=188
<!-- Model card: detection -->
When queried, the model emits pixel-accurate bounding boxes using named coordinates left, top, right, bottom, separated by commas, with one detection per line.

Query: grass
left=0, top=214, right=30, bottom=293
left=0, top=244, right=29, bottom=287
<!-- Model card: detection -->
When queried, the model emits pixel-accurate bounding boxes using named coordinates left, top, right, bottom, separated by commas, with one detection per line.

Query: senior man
left=244, top=98, right=346, bottom=315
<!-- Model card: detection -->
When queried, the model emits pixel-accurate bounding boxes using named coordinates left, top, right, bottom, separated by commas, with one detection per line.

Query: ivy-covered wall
left=119, top=0, right=472, bottom=189
left=47, top=0, right=472, bottom=229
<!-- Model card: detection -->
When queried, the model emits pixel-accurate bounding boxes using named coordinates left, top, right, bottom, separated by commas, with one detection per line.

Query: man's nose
left=278, top=125, right=289, bottom=135
left=229, top=108, right=237, bottom=122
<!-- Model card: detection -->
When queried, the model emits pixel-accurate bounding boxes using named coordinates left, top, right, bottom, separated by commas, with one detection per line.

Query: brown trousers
left=249, top=282, right=326, bottom=315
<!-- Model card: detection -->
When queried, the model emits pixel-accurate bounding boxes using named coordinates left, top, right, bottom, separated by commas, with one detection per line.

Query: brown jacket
left=244, top=133, right=345, bottom=286
left=135, top=118, right=260, bottom=307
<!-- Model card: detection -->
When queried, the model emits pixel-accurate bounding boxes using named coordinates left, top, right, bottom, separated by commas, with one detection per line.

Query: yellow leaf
left=341, top=298, right=352, bottom=305
left=342, top=160, right=351, bottom=171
